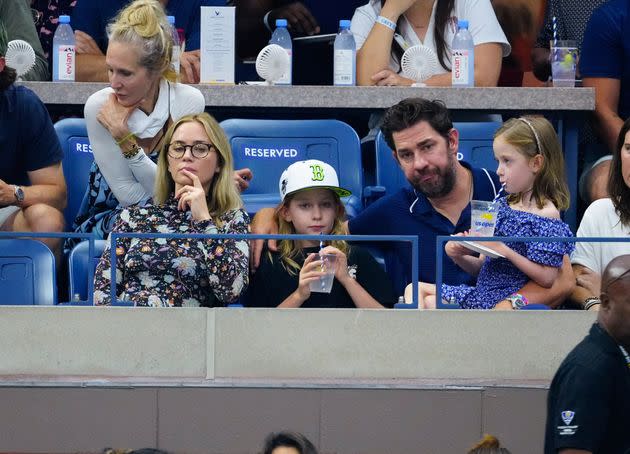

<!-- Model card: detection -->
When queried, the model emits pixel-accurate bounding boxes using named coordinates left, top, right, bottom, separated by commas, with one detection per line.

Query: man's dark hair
left=0, top=65, right=17, bottom=91
left=380, top=98, right=453, bottom=151
left=261, top=431, right=318, bottom=454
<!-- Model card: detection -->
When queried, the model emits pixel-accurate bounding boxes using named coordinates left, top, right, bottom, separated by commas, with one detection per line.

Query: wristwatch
left=506, top=293, right=529, bottom=310
left=13, top=185, right=24, bottom=205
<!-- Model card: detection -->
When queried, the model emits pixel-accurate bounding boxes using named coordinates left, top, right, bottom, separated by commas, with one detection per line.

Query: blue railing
left=434, top=235, right=630, bottom=309
left=106, top=233, right=419, bottom=307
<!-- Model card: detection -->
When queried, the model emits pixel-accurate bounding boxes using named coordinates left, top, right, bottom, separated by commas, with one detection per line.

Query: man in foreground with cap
left=545, top=254, right=630, bottom=453
left=0, top=21, right=66, bottom=253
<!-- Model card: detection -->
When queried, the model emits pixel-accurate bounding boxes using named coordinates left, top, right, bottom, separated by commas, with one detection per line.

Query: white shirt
left=350, top=0, right=510, bottom=75
left=84, top=81, right=205, bottom=207
left=571, top=198, right=630, bottom=274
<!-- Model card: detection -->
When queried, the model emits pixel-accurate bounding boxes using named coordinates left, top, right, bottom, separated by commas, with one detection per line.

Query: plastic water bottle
left=167, top=16, right=181, bottom=75
left=334, top=20, right=356, bottom=86
left=269, top=19, right=292, bottom=85
left=52, top=15, right=75, bottom=81
left=451, top=19, right=474, bottom=87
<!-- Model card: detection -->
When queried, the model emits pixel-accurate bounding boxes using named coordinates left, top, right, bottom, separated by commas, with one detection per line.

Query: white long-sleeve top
left=84, top=81, right=205, bottom=207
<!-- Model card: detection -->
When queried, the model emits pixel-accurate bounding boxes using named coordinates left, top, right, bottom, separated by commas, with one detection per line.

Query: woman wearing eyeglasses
left=93, top=113, right=249, bottom=307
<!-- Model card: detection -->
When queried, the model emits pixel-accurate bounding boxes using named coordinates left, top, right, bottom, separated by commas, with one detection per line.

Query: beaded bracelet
left=116, top=132, right=136, bottom=146
left=584, top=297, right=601, bottom=311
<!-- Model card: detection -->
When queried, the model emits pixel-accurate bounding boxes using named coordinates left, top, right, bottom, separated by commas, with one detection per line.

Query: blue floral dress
left=93, top=196, right=250, bottom=307
left=442, top=197, right=575, bottom=309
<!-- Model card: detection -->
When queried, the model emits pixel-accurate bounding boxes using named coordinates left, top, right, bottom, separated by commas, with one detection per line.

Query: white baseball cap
left=279, top=159, right=351, bottom=201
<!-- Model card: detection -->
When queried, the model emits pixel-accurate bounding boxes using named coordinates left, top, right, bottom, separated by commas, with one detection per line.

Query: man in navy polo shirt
left=0, top=22, right=66, bottom=253
left=72, top=0, right=221, bottom=83
left=251, top=98, right=575, bottom=307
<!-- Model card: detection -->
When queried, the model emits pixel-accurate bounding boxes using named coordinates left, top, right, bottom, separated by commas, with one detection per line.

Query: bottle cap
left=59, top=15, right=71, bottom=24
left=167, top=16, right=175, bottom=25
left=276, top=19, right=288, bottom=27
left=339, top=19, right=351, bottom=29
left=457, top=19, right=469, bottom=29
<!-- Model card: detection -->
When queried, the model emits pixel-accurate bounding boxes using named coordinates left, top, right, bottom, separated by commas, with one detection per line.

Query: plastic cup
left=550, top=40, right=578, bottom=87
left=470, top=200, right=498, bottom=237
left=309, top=253, right=337, bottom=294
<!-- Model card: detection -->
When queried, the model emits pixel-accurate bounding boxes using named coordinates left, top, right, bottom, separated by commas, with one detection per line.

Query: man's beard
left=411, top=155, right=457, bottom=198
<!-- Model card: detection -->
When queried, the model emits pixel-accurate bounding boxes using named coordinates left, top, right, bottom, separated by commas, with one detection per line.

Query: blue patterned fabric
left=64, top=153, right=158, bottom=254
left=442, top=197, right=575, bottom=309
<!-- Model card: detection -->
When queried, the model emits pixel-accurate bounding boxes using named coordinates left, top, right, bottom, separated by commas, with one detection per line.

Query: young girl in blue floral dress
left=409, top=116, right=575, bottom=309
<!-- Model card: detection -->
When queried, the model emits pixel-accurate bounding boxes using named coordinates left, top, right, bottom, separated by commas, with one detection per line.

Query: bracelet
left=263, top=10, right=273, bottom=31
left=584, top=297, right=601, bottom=311
left=116, top=132, right=136, bottom=146
left=376, top=15, right=397, bottom=32
left=121, top=142, right=142, bottom=159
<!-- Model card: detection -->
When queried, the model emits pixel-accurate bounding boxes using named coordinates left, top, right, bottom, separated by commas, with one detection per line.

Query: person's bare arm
left=1, top=163, right=67, bottom=211
left=583, top=77, right=623, bottom=152
left=497, top=255, right=575, bottom=308
left=76, top=53, right=108, bottom=82
left=569, top=264, right=602, bottom=310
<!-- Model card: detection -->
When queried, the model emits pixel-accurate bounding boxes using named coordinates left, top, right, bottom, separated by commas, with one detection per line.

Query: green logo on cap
left=309, top=164, right=324, bottom=181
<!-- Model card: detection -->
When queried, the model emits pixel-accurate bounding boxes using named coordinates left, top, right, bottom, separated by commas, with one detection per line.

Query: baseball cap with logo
left=279, top=159, right=351, bottom=201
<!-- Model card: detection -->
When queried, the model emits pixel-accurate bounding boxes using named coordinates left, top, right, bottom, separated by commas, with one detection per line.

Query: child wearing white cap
left=246, top=159, right=395, bottom=308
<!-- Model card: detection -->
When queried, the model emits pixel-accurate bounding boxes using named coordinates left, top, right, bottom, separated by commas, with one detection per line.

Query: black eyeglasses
left=167, top=142, right=215, bottom=159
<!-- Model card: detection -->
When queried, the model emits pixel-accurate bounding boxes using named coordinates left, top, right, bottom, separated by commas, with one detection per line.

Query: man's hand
left=0, top=180, right=16, bottom=206
left=179, top=50, right=200, bottom=84
left=75, top=30, right=104, bottom=55
left=250, top=207, right=278, bottom=271
left=269, top=2, right=320, bottom=35
left=575, top=267, right=602, bottom=297
left=234, top=168, right=253, bottom=193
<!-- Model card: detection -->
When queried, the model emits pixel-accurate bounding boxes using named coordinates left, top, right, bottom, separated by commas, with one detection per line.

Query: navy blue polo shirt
left=71, top=0, right=223, bottom=54
left=0, top=85, right=63, bottom=186
left=348, top=163, right=500, bottom=292
left=580, top=0, right=630, bottom=120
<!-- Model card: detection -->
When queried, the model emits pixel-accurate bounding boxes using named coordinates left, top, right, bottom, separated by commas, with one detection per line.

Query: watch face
left=15, top=186, right=24, bottom=202
left=510, top=296, right=526, bottom=309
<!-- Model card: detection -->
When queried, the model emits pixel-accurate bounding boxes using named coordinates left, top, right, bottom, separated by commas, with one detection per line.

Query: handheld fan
left=255, top=44, right=290, bottom=85
left=5, top=40, right=36, bottom=80
left=401, top=44, right=440, bottom=85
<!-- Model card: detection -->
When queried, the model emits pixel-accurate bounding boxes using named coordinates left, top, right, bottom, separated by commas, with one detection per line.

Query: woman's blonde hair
left=273, top=190, right=348, bottom=275
left=494, top=115, right=570, bottom=211
left=107, top=0, right=177, bottom=82
left=154, top=113, right=242, bottom=223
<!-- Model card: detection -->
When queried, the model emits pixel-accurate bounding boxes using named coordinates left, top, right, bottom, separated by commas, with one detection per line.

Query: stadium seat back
left=221, top=119, right=363, bottom=217
left=68, top=240, right=107, bottom=302
left=54, top=118, right=93, bottom=229
left=0, top=239, right=56, bottom=305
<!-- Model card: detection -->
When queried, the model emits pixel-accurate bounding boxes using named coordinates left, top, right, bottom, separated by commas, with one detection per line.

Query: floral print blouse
left=93, top=196, right=250, bottom=307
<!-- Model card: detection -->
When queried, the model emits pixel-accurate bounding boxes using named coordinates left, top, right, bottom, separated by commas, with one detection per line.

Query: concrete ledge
left=0, top=307, right=595, bottom=382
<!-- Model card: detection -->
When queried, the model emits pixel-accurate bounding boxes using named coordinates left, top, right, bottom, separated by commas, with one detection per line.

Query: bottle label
left=334, top=49, right=355, bottom=86
left=57, top=44, right=75, bottom=81
left=276, top=49, right=292, bottom=85
left=452, top=50, right=469, bottom=85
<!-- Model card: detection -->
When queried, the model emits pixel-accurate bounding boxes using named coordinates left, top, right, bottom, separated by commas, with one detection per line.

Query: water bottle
left=167, top=16, right=181, bottom=75
left=451, top=19, right=474, bottom=87
left=52, top=15, right=75, bottom=81
left=333, top=20, right=356, bottom=86
left=269, top=19, right=292, bottom=85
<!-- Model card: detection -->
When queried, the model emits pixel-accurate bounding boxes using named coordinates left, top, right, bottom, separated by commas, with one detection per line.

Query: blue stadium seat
left=220, top=119, right=364, bottom=217
left=68, top=240, right=107, bottom=303
left=365, top=122, right=502, bottom=203
left=0, top=239, right=56, bottom=305
left=54, top=118, right=93, bottom=229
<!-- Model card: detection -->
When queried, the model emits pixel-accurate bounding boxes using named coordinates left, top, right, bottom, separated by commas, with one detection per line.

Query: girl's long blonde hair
left=154, top=113, right=242, bottom=224
left=273, top=190, right=348, bottom=275
left=107, top=0, right=178, bottom=82
left=494, top=116, right=570, bottom=210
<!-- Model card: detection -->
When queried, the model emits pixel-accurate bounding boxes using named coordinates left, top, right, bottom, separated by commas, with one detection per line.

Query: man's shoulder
left=558, top=325, right=620, bottom=380
left=470, top=165, right=500, bottom=198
